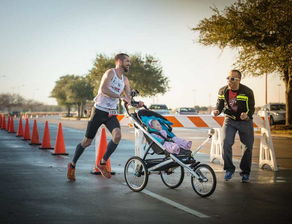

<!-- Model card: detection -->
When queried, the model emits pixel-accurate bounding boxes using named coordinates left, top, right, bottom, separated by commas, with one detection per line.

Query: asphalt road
left=0, top=118, right=292, bottom=224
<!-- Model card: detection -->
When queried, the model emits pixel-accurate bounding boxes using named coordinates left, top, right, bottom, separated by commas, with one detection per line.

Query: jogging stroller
left=123, top=91, right=217, bottom=197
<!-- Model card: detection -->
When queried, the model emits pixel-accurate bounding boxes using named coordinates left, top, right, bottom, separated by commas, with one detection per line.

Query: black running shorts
left=85, top=107, right=120, bottom=139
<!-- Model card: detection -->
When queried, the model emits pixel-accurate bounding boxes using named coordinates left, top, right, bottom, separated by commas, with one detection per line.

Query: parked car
left=257, top=103, right=286, bottom=125
left=149, top=104, right=170, bottom=115
left=176, top=107, right=197, bottom=115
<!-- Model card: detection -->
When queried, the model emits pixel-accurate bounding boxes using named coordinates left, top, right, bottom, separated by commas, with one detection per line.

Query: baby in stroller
left=148, top=119, right=192, bottom=155
left=123, top=90, right=217, bottom=197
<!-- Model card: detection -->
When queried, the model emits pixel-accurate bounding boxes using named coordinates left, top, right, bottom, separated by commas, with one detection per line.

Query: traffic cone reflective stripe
left=39, top=121, right=53, bottom=149
left=23, top=118, right=31, bottom=141
left=52, top=123, right=68, bottom=155
left=91, top=127, right=115, bottom=175
left=16, top=118, right=24, bottom=137
left=8, top=117, right=16, bottom=133
left=29, top=120, right=41, bottom=145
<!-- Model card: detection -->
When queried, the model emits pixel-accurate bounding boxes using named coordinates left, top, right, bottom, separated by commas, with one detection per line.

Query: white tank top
left=94, top=69, right=125, bottom=111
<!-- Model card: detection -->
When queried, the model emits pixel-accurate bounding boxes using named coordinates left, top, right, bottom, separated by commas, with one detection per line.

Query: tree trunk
left=284, top=68, right=292, bottom=125
left=80, top=102, right=84, bottom=118
left=77, top=103, right=81, bottom=118
left=67, top=106, right=71, bottom=117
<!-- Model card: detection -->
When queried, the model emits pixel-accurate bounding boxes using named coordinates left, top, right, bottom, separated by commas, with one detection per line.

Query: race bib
left=108, top=109, right=118, bottom=116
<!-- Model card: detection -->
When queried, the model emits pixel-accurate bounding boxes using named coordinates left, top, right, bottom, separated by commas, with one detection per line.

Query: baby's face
left=152, top=120, right=162, bottom=130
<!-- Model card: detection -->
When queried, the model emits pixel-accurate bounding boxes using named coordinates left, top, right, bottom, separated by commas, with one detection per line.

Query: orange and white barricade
left=118, top=112, right=277, bottom=171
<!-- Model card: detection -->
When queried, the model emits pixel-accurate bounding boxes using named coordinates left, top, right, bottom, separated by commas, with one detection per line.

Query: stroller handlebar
left=123, top=89, right=148, bottom=116
left=123, top=100, right=148, bottom=116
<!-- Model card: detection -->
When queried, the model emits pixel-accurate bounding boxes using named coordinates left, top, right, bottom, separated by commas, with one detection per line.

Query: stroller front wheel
left=124, top=156, right=148, bottom=192
left=160, top=166, right=184, bottom=189
left=191, top=164, right=216, bottom=197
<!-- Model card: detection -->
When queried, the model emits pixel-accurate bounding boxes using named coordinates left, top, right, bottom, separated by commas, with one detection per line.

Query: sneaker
left=224, top=170, right=234, bottom=181
left=241, top=174, right=250, bottom=183
left=67, top=163, right=76, bottom=181
left=96, top=163, right=111, bottom=179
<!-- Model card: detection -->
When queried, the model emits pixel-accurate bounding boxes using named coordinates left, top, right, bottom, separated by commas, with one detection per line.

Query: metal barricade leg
left=210, top=128, right=224, bottom=164
left=135, top=128, right=145, bottom=158
left=259, top=111, right=278, bottom=171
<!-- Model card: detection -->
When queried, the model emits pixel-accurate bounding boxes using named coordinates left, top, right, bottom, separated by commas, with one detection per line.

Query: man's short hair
left=115, top=53, right=129, bottom=62
left=231, top=69, right=242, bottom=79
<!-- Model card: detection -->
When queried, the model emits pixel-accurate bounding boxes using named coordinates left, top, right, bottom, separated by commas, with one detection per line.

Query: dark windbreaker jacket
left=215, top=84, right=255, bottom=120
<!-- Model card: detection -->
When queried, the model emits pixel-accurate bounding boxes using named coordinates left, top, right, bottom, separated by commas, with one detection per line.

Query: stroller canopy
left=137, top=109, right=175, bottom=138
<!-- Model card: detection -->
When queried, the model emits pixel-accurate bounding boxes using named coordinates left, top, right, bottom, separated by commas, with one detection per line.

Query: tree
left=0, top=93, right=48, bottom=112
left=87, top=53, right=169, bottom=113
left=193, top=0, right=292, bottom=125
left=87, top=54, right=170, bottom=96
left=0, top=93, right=25, bottom=112
left=67, top=77, right=94, bottom=117
left=51, top=75, right=77, bottom=116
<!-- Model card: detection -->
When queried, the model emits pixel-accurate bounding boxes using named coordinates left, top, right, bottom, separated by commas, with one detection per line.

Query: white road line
left=142, top=189, right=210, bottom=218
left=123, top=183, right=209, bottom=218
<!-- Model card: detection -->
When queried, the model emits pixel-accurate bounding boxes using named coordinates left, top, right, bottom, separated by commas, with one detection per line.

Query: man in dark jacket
left=212, top=70, right=255, bottom=183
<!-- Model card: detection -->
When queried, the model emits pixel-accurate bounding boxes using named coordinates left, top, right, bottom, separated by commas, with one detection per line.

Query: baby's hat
left=148, top=119, right=154, bottom=128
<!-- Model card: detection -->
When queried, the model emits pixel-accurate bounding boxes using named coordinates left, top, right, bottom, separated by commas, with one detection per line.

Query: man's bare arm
left=100, top=69, right=120, bottom=98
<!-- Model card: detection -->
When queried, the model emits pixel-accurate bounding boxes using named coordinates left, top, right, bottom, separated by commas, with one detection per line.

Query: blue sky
left=0, top=0, right=285, bottom=108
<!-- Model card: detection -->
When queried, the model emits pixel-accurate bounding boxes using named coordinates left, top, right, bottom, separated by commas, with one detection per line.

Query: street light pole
left=192, top=89, right=196, bottom=107
left=265, top=73, right=268, bottom=104
left=208, top=93, right=212, bottom=114
left=277, top=84, right=281, bottom=103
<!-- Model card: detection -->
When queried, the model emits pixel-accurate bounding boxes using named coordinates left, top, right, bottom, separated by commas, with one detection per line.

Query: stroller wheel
left=191, top=164, right=216, bottom=197
left=124, top=156, right=148, bottom=192
left=160, top=166, right=184, bottom=189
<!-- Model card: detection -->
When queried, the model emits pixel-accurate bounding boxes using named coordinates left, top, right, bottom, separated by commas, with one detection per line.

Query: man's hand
left=120, top=97, right=131, bottom=104
left=240, top=112, right=248, bottom=120
left=212, top=110, right=219, bottom=116
left=137, top=101, right=144, bottom=108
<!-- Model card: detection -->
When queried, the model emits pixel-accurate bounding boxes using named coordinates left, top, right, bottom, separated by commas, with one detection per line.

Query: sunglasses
left=226, top=77, right=240, bottom=81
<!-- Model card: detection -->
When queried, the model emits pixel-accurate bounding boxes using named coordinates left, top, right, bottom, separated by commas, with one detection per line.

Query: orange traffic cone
left=29, top=120, right=41, bottom=145
left=91, top=127, right=115, bottom=175
left=6, top=116, right=10, bottom=131
left=8, top=117, right=16, bottom=133
left=39, top=121, right=53, bottom=150
left=16, top=118, right=24, bottom=137
left=1, top=115, right=6, bottom=130
left=23, top=118, right=31, bottom=141
left=52, top=123, right=68, bottom=155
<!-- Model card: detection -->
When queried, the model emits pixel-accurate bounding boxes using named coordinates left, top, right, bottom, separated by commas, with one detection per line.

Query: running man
left=67, top=53, right=144, bottom=180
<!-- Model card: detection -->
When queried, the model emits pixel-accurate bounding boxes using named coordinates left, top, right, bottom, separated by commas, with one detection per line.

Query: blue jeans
left=222, top=117, right=254, bottom=175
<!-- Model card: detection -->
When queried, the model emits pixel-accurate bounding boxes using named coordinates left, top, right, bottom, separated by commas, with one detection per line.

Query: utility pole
left=265, top=73, right=268, bottom=104
left=208, top=93, right=212, bottom=114
left=277, top=84, right=281, bottom=102
left=192, top=89, right=196, bottom=107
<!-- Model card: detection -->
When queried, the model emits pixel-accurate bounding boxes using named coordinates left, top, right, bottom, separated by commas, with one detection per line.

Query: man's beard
left=122, top=65, right=129, bottom=73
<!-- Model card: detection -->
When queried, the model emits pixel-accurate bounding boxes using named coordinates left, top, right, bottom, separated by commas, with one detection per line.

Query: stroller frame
left=132, top=116, right=203, bottom=179
left=123, top=93, right=216, bottom=197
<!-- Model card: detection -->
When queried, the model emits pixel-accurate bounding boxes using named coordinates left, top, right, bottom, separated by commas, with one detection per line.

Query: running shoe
left=224, top=170, right=234, bottom=181
left=67, top=163, right=76, bottom=181
left=241, top=173, right=250, bottom=183
left=96, top=163, right=111, bottom=179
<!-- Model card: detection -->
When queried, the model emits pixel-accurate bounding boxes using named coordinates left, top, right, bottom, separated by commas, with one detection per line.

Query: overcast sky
left=0, top=0, right=285, bottom=108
